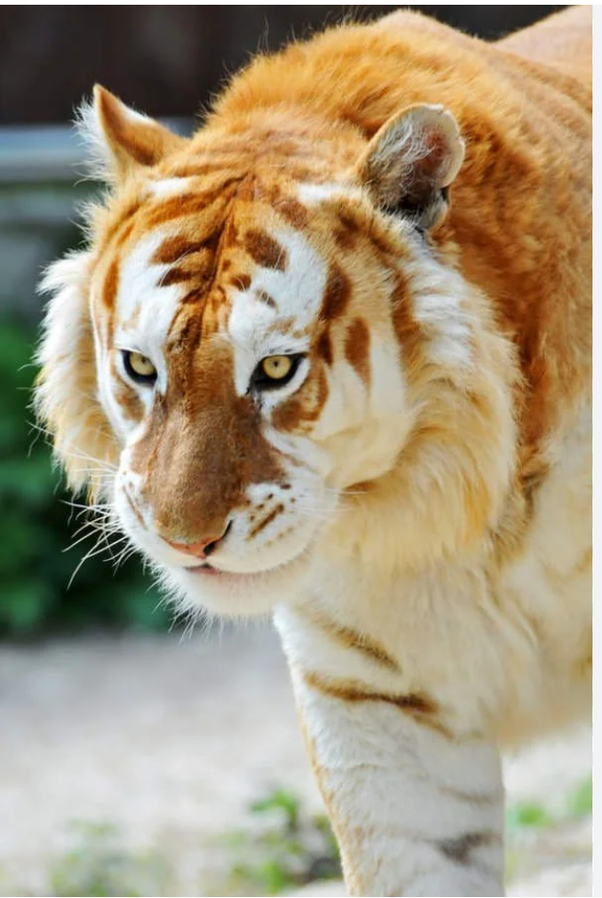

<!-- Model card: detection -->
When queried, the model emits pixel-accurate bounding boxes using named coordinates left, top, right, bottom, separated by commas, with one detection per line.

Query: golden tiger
left=35, top=7, right=591, bottom=896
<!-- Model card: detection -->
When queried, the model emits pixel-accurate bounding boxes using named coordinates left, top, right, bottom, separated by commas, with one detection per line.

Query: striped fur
left=35, top=8, right=591, bottom=896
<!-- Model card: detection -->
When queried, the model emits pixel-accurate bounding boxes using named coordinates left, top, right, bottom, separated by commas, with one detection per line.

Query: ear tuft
left=76, top=85, right=185, bottom=183
left=358, top=104, right=465, bottom=231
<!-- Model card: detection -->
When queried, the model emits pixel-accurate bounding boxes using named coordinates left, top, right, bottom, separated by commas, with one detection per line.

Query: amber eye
left=261, top=355, right=293, bottom=380
left=122, top=350, right=157, bottom=384
left=250, top=354, right=304, bottom=392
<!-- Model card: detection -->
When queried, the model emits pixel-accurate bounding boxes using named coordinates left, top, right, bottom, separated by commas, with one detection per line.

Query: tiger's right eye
left=122, top=350, right=157, bottom=385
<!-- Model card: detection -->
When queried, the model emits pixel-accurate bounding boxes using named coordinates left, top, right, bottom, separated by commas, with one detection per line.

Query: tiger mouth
left=182, top=542, right=313, bottom=581
left=184, top=561, right=285, bottom=580
left=185, top=562, right=223, bottom=577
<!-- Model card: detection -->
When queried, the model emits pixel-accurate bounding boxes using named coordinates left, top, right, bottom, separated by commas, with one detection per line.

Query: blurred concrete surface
left=0, top=627, right=591, bottom=897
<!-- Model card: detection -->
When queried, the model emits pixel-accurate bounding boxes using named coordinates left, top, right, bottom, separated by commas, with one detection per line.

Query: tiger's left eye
left=262, top=355, right=293, bottom=380
left=122, top=350, right=157, bottom=384
left=250, top=354, right=304, bottom=391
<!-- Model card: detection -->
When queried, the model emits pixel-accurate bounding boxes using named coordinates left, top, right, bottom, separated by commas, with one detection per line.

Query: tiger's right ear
left=77, top=85, right=185, bottom=183
left=357, top=103, right=465, bottom=232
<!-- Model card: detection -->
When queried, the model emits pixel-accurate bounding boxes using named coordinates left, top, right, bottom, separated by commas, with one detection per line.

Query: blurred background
left=0, top=6, right=591, bottom=898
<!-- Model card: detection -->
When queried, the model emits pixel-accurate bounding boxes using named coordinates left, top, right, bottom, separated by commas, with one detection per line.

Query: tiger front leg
left=275, top=607, right=505, bottom=898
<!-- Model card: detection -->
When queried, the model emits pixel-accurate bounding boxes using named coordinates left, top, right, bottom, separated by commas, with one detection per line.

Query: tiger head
left=36, top=86, right=515, bottom=616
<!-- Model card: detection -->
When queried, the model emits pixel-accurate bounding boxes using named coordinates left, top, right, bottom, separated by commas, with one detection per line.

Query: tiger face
left=37, top=87, right=482, bottom=616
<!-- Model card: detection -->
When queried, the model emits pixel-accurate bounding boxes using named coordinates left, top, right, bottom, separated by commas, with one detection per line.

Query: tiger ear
left=77, top=84, right=185, bottom=182
left=357, top=104, right=465, bottom=231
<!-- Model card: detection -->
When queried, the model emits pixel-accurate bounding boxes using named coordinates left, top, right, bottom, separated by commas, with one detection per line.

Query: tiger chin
left=35, top=7, right=591, bottom=897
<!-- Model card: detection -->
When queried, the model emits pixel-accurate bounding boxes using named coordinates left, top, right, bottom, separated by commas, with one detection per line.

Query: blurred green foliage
left=0, top=315, right=169, bottom=636
left=48, top=822, right=173, bottom=897
left=219, top=787, right=341, bottom=896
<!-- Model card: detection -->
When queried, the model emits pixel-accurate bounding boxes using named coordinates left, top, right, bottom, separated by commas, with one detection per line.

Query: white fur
left=96, top=230, right=185, bottom=437
left=276, top=605, right=505, bottom=896
left=147, top=177, right=196, bottom=199
left=227, top=226, right=328, bottom=399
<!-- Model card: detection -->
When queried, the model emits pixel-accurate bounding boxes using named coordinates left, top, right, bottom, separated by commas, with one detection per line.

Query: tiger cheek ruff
left=35, top=8, right=591, bottom=897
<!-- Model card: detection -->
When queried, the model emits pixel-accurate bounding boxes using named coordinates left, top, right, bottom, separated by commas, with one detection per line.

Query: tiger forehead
left=98, top=168, right=388, bottom=364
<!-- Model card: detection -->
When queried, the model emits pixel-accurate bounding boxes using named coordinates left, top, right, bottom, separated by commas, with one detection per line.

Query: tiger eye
left=125, top=351, right=157, bottom=380
left=261, top=355, right=293, bottom=380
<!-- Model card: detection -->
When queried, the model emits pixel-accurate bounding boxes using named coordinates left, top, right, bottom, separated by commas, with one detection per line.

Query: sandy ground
left=0, top=626, right=592, bottom=897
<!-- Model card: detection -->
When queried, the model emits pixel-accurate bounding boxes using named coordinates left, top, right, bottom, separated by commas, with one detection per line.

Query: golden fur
left=36, top=8, right=591, bottom=895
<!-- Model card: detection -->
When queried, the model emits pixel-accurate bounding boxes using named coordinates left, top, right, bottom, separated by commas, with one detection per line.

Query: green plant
left=217, top=788, right=341, bottom=896
left=49, top=822, right=172, bottom=897
left=566, top=773, right=592, bottom=818
left=0, top=315, right=169, bottom=635
left=505, top=772, right=593, bottom=835
left=505, top=801, right=551, bottom=831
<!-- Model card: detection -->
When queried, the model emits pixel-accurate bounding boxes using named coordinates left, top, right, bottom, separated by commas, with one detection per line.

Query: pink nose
left=164, top=536, right=222, bottom=560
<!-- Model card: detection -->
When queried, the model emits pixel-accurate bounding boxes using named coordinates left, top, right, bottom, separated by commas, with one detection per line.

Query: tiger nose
left=164, top=523, right=231, bottom=559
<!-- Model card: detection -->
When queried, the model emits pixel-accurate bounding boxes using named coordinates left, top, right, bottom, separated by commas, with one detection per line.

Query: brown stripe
left=321, top=263, right=351, bottom=320
left=102, top=258, right=119, bottom=310
left=115, top=219, right=137, bottom=250
left=316, top=331, right=333, bottom=365
left=302, top=671, right=452, bottom=738
left=99, top=199, right=143, bottom=254
left=159, top=266, right=195, bottom=287
left=344, top=317, right=370, bottom=383
left=298, top=607, right=399, bottom=672
left=144, top=178, right=240, bottom=228
left=245, top=229, right=287, bottom=271
left=230, top=273, right=252, bottom=292
left=256, top=289, right=277, bottom=309
left=276, top=198, right=308, bottom=229
left=436, top=830, right=500, bottom=865
left=152, top=236, right=214, bottom=266
left=248, top=503, right=285, bottom=538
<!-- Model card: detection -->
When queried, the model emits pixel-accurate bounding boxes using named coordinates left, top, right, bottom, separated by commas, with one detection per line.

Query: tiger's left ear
left=78, top=84, right=185, bottom=183
left=357, top=104, right=465, bottom=231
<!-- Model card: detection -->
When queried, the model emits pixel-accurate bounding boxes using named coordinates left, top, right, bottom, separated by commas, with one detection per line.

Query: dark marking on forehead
left=179, top=288, right=206, bottom=306
left=101, top=199, right=143, bottom=253
left=152, top=235, right=214, bottom=266
left=245, top=229, right=287, bottom=271
left=155, top=227, right=224, bottom=301
left=145, top=177, right=241, bottom=228
left=224, top=217, right=239, bottom=248
left=344, top=318, right=371, bottom=383
left=276, top=198, right=309, bottom=229
left=316, top=330, right=333, bottom=366
left=338, top=209, right=361, bottom=234
left=321, top=264, right=351, bottom=320
left=170, top=163, right=227, bottom=178
left=333, top=226, right=357, bottom=251
left=333, top=209, right=360, bottom=251
left=256, top=289, right=277, bottom=309
left=160, top=267, right=195, bottom=287
left=168, top=307, right=205, bottom=352
left=230, top=273, right=252, bottom=292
